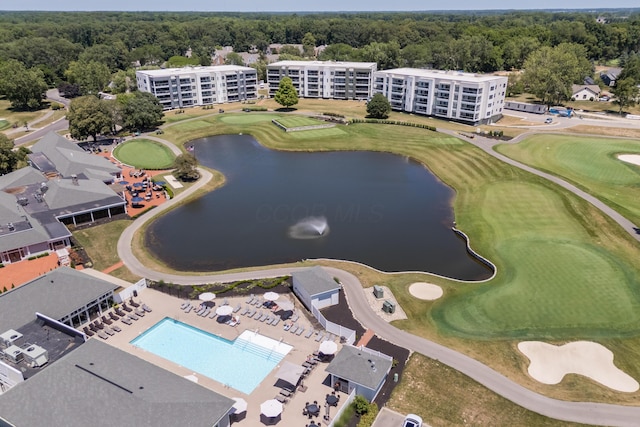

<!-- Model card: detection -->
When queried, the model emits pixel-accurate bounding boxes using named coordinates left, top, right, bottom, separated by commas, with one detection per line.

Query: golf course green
left=496, top=134, right=640, bottom=226
left=113, top=139, right=176, bottom=169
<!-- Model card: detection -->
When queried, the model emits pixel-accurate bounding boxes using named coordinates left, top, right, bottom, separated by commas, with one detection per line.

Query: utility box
left=382, top=300, right=395, bottom=314
left=373, top=285, right=384, bottom=299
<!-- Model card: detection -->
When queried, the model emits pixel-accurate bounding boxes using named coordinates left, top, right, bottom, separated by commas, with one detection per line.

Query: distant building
left=600, top=68, right=622, bottom=87
left=267, top=43, right=304, bottom=55
left=374, top=68, right=508, bottom=125
left=504, top=101, right=547, bottom=114
left=571, top=84, right=602, bottom=101
left=136, top=65, right=258, bottom=110
left=267, top=60, right=377, bottom=99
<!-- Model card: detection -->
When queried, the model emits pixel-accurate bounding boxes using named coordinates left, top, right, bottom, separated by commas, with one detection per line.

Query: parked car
left=402, top=414, right=423, bottom=427
left=599, top=95, right=611, bottom=102
left=545, top=118, right=553, bottom=124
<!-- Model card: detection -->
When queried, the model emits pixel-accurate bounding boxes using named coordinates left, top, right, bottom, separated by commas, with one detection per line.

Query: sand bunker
left=518, top=341, right=639, bottom=392
left=408, top=282, right=443, bottom=300
left=618, top=154, right=640, bottom=166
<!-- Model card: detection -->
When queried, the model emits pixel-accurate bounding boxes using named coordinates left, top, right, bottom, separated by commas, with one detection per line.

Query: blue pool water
left=131, top=318, right=291, bottom=394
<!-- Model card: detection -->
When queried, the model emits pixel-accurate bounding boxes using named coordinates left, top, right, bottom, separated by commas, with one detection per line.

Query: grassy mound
left=273, top=116, right=324, bottom=128
left=113, top=139, right=175, bottom=169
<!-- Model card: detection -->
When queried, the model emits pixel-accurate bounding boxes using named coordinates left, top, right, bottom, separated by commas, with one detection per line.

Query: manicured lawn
left=170, top=120, right=214, bottom=132
left=219, top=113, right=275, bottom=125
left=388, top=353, right=586, bottom=426
left=287, top=127, right=347, bottom=139
left=496, top=134, right=640, bottom=226
left=273, top=116, right=323, bottom=128
left=0, top=99, right=43, bottom=128
left=113, top=139, right=176, bottom=169
left=73, top=220, right=132, bottom=271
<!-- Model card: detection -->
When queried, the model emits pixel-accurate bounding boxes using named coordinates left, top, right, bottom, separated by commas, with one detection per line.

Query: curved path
left=117, top=131, right=640, bottom=426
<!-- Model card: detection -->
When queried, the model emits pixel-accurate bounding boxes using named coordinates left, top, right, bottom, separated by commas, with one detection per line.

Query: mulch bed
left=320, top=289, right=410, bottom=409
left=147, top=277, right=293, bottom=300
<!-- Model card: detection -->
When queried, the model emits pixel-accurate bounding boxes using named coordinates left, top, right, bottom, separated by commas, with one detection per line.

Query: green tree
left=302, top=32, right=316, bottom=57
left=118, top=92, right=164, bottom=131
left=366, top=93, right=391, bottom=119
left=173, top=153, right=199, bottom=181
left=166, top=55, right=200, bottom=68
left=612, top=78, right=639, bottom=115
left=0, top=60, right=48, bottom=110
left=250, top=59, right=268, bottom=83
left=111, top=69, right=137, bottom=94
left=67, top=95, right=114, bottom=142
left=224, top=52, right=245, bottom=66
left=522, top=44, right=592, bottom=106
left=274, top=77, right=298, bottom=109
left=65, top=60, right=111, bottom=96
left=0, top=134, right=17, bottom=175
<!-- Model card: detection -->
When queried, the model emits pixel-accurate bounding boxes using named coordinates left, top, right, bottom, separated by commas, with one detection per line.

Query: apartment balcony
left=355, top=72, right=370, bottom=78
left=462, top=88, right=479, bottom=94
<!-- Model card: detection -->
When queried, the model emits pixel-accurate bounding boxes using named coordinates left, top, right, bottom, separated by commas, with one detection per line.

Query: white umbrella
left=276, top=300, right=294, bottom=311
left=232, top=397, right=248, bottom=414
left=263, top=291, right=279, bottom=301
left=260, top=399, right=283, bottom=417
left=319, top=340, right=338, bottom=355
left=199, top=292, right=216, bottom=302
left=183, top=374, right=198, bottom=383
left=216, top=305, right=233, bottom=316
left=274, top=361, right=305, bottom=387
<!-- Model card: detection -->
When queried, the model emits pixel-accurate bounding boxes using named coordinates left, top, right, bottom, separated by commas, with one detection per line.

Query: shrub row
left=350, top=118, right=436, bottom=131
left=323, top=112, right=345, bottom=118
left=27, top=252, right=50, bottom=261
left=245, top=106, right=268, bottom=111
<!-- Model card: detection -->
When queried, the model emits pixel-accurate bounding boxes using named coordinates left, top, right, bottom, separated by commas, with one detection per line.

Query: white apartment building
left=136, top=65, right=258, bottom=110
left=373, top=68, right=508, bottom=125
left=267, top=61, right=377, bottom=100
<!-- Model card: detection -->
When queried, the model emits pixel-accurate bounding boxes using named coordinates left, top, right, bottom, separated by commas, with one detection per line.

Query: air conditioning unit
left=2, top=345, right=23, bottom=363
left=21, top=344, right=48, bottom=368
left=0, top=330, right=24, bottom=349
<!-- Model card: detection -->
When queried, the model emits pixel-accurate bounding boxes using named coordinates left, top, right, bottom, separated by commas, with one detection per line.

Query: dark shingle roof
left=0, top=340, right=234, bottom=427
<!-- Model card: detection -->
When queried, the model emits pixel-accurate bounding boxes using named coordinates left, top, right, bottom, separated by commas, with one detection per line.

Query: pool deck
left=97, top=288, right=346, bottom=426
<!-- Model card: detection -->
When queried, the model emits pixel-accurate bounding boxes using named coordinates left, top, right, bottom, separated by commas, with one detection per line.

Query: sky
left=1, top=0, right=639, bottom=12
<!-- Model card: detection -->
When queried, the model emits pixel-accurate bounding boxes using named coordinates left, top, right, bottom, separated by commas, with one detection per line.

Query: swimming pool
left=130, top=318, right=292, bottom=394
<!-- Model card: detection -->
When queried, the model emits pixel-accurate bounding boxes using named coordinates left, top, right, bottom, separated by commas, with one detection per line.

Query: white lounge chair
left=305, top=329, right=314, bottom=339
left=296, top=327, right=305, bottom=336
left=315, top=332, right=324, bottom=342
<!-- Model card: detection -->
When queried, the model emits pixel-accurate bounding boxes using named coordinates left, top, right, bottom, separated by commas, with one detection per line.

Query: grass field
left=0, top=98, right=46, bottom=128
left=273, top=116, right=324, bottom=128
left=0, top=119, right=9, bottom=131
left=170, top=120, right=215, bottom=132
left=388, top=353, right=587, bottom=426
left=113, top=139, right=176, bottom=169
left=73, top=220, right=132, bottom=270
left=287, top=127, right=347, bottom=139
left=496, top=134, right=640, bottom=226
left=219, top=113, right=275, bottom=125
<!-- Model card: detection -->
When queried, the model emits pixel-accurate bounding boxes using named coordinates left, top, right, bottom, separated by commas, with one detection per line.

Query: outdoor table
left=305, top=403, right=319, bottom=417
left=326, top=394, right=339, bottom=406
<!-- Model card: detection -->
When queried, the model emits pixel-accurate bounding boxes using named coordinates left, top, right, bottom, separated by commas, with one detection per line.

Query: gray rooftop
left=41, top=178, right=123, bottom=212
left=30, top=132, right=121, bottom=181
left=0, top=268, right=118, bottom=332
left=0, top=167, right=45, bottom=191
left=325, top=345, right=393, bottom=391
left=0, top=192, right=51, bottom=253
left=292, top=266, right=340, bottom=296
left=0, top=340, right=234, bottom=427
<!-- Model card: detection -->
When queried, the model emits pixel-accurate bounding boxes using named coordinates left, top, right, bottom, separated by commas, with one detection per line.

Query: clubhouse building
left=0, top=132, right=126, bottom=265
left=373, top=68, right=508, bottom=125
left=267, top=60, right=377, bottom=100
left=136, top=65, right=258, bottom=110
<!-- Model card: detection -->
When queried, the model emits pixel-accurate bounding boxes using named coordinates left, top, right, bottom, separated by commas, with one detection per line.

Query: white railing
left=115, top=278, right=148, bottom=303
left=327, top=388, right=356, bottom=427
left=354, top=344, right=394, bottom=362
left=310, top=301, right=356, bottom=345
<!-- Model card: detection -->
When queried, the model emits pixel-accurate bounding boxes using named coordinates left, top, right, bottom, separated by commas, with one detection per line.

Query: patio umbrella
left=319, top=340, right=338, bottom=355
left=232, top=397, right=248, bottom=414
left=119, top=180, right=130, bottom=185
left=131, top=196, right=144, bottom=203
left=217, top=314, right=232, bottom=323
left=263, top=291, right=279, bottom=302
left=216, top=305, right=233, bottom=316
left=133, top=182, right=144, bottom=188
left=199, top=292, right=216, bottom=302
left=274, top=361, right=305, bottom=388
left=231, top=397, right=248, bottom=422
left=276, top=300, right=294, bottom=311
left=276, top=310, right=293, bottom=320
left=260, top=399, right=283, bottom=418
left=153, top=180, right=166, bottom=185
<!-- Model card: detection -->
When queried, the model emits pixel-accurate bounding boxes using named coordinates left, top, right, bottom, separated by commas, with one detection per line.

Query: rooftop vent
left=71, top=174, right=79, bottom=185
left=7, top=222, right=15, bottom=231
left=40, top=182, right=48, bottom=193
left=17, top=197, right=28, bottom=206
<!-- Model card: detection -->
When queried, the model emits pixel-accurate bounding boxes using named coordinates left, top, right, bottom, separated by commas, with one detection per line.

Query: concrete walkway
left=115, top=124, right=640, bottom=426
